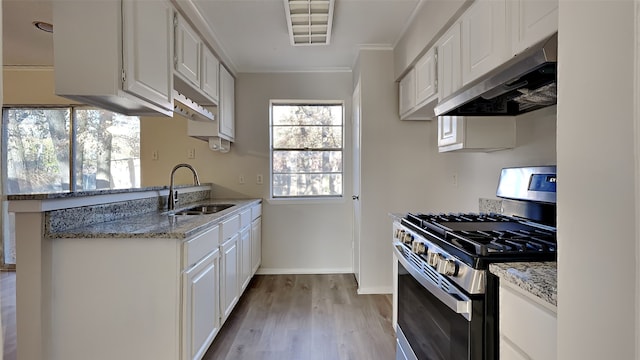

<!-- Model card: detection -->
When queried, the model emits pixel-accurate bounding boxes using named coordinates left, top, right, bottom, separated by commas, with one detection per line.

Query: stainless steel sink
left=173, top=203, right=234, bottom=216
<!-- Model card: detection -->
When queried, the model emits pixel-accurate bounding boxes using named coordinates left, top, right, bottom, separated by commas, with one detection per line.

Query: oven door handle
left=394, top=243, right=473, bottom=321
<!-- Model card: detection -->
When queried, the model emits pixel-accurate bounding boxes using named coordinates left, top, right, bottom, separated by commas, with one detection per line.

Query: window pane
left=273, top=126, right=342, bottom=149
left=74, top=108, right=140, bottom=190
left=5, top=108, right=71, bottom=194
left=273, top=150, right=342, bottom=174
left=272, top=173, right=342, bottom=197
left=272, top=105, right=342, bottom=126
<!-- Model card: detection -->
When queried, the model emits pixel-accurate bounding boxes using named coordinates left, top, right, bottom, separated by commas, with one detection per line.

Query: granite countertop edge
left=489, top=262, right=557, bottom=306
left=46, top=198, right=262, bottom=240
left=6, top=184, right=210, bottom=201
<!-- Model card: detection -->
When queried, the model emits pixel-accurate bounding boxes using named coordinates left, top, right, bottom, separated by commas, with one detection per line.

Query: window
left=270, top=101, right=343, bottom=198
left=3, top=107, right=140, bottom=194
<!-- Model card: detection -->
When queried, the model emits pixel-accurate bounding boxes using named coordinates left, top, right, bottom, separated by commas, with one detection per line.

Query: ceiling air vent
left=284, top=0, right=335, bottom=46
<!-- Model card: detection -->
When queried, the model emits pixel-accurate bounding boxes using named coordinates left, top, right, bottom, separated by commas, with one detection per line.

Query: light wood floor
left=0, top=273, right=394, bottom=360
left=203, top=274, right=396, bottom=360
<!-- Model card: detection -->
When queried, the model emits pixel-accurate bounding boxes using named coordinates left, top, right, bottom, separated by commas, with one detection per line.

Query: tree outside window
left=3, top=107, right=140, bottom=194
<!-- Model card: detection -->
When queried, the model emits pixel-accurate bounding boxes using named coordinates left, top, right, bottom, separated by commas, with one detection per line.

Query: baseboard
left=357, top=286, right=392, bottom=295
left=256, top=267, right=353, bottom=275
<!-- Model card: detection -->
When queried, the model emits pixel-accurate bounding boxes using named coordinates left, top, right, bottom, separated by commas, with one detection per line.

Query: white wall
left=141, top=72, right=355, bottom=274
left=557, top=1, right=637, bottom=359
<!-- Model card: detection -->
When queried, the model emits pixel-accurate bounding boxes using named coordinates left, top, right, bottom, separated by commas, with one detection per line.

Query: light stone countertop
left=45, top=198, right=262, bottom=240
left=489, top=262, right=557, bottom=306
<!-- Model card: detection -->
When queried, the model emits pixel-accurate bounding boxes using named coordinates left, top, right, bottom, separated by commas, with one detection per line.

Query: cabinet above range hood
left=435, top=34, right=557, bottom=117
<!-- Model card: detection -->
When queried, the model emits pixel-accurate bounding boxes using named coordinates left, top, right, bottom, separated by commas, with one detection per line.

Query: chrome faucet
left=168, top=163, right=201, bottom=211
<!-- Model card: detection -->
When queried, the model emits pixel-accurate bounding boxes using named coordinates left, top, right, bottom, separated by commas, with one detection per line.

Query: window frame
left=269, top=100, right=345, bottom=202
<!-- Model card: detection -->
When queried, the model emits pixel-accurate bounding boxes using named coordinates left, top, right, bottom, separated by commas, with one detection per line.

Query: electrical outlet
left=452, top=173, right=458, bottom=187
left=152, top=150, right=159, bottom=161
left=187, top=148, right=195, bottom=159
left=256, top=174, right=263, bottom=184
left=239, top=175, right=245, bottom=184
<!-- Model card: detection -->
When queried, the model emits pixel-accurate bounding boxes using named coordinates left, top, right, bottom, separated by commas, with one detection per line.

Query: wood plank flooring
left=203, top=274, right=396, bottom=360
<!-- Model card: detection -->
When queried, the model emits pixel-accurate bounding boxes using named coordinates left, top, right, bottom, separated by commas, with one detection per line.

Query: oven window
left=397, top=262, right=478, bottom=360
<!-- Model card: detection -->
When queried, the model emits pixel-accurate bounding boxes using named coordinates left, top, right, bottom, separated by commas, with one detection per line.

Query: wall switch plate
left=152, top=150, right=159, bottom=161
left=256, top=174, right=263, bottom=184
left=239, top=175, right=245, bottom=184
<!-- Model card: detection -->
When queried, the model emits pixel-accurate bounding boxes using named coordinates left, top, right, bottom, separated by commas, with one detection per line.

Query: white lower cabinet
left=499, top=282, right=557, bottom=360
left=220, top=232, right=240, bottom=322
left=239, top=209, right=252, bottom=292
left=182, top=249, right=220, bottom=360
left=251, top=203, right=262, bottom=275
left=437, top=116, right=516, bottom=152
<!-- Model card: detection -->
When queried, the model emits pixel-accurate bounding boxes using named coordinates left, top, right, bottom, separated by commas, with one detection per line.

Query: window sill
left=266, top=196, right=346, bottom=205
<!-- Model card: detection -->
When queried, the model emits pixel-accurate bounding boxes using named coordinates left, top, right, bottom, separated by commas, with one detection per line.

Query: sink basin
left=173, top=203, right=234, bottom=216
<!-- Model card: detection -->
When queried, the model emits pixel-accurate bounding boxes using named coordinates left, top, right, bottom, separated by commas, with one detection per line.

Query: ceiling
left=3, top=0, right=422, bottom=73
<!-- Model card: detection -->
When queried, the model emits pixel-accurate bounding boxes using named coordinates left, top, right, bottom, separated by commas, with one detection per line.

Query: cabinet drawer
left=184, top=225, right=219, bottom=269
left=221, top=215, right=240, bottom=241
left=500, top=283, right=557, bottom=360
left=240, top=209, right=251, bottom=229
left=251, top=203, right=262, bottom=220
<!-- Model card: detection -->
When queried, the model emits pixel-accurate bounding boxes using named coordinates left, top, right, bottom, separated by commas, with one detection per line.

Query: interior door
left=352, top=81, right=362, bottom=285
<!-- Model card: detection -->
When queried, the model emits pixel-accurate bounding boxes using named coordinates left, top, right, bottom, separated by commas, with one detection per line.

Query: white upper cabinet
left=218, top=65, right=235, bottom=141
left=461, top=0, right=508, bottom=85
left=437, top=115, right=516, bottom=152
left=175, top=13, right=201, bottom=89
left=53, top=0, right=174, bottom=116
left=509, top=0, right=558, bottom=56
left=415, top=48, right=438, bottom=107
left=398, top=47, right=439, bottom=120
left=173, top=13, right=219, bottom=106
left=398, top=68, right=416, bottom=118
left=437, top=22, right=462, bottom=100
left=201, top=46, right=220, bottom=103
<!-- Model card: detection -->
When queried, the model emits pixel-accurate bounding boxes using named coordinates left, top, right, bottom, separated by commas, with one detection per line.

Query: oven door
left=395, top=245, right=486, bottom=360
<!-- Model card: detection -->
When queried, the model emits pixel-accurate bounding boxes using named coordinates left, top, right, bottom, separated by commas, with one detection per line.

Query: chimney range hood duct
left=435, top=33, right=557, bottom=117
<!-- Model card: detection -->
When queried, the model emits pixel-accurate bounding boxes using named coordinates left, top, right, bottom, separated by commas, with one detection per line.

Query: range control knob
left=395, top=229, right=404, bottom=240
left=402, top=232, right=413, bottom=244
left=411, top=241, right=426, bottom=255
left=426, top=250, right=439, bottom=267
left=436, top=256, right=459, bottom=277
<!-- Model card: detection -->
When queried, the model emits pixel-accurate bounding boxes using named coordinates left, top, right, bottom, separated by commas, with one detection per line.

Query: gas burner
left=401, top=211, right=557, bottom=269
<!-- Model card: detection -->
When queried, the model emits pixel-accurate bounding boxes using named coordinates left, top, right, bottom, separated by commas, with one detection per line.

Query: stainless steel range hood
left=435, top=34, right=557, bottom=116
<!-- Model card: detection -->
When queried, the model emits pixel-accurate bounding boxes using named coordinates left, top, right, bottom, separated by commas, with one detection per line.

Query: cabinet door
left=201, top=45, right=220, bottom=103
left=183, top=250, right=220, bottom=360
left=437, top=22, right=462, bottom=100
left=251, top=218, right=262, bottom=275
left=461, top=0, right=507, bottom=85
left=438, top=116, right=463, bottom=147
left=220, top=234, right=239, bottom=321
left=239, top=226, right=252, bottom=292
left=500, top=283, right=557, bottom=360
left=219, top=66, right=235, bottom=141
left=175, top=14, right=201, bottom=89
left=398, top=68, right=416, bottom=117
left=415, top=48, right=437, bottom=106
left=510, top=0, right=558, bottom=56
left=122, top=0, right=173, bottom=111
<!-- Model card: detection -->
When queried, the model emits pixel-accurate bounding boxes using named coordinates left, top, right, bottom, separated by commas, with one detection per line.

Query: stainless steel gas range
left=392, top=166, right=557, bottom=360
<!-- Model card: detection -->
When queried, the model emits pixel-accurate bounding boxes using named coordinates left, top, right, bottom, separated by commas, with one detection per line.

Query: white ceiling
left=3, top=0, right=422, bottom=72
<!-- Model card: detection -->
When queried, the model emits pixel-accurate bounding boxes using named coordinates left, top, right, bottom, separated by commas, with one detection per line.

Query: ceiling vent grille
left=284, top=0, right=335, bottom=46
